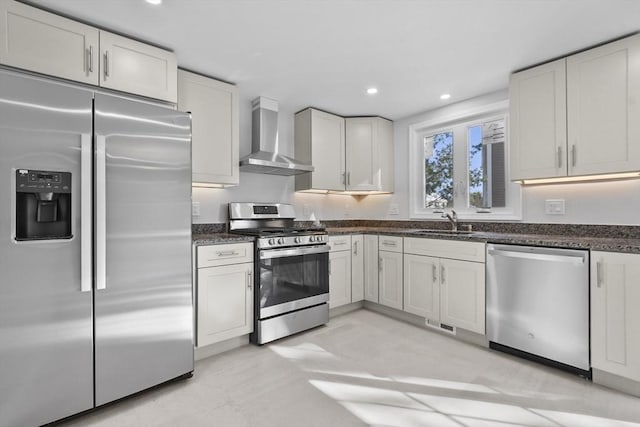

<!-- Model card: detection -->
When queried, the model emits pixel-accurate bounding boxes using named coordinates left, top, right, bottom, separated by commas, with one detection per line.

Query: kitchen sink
left=409, top=229, right=474, bottom=235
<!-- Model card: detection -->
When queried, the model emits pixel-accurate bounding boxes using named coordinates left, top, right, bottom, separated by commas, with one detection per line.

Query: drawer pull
left=382, top=240, right=396, bottom=246
left=334, top=241, right=347, bottom=246
left=216, top=250, right=239, bottom=257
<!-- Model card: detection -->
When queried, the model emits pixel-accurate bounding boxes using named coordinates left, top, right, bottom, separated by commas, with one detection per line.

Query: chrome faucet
left=442, top=209, right=458, bottom=231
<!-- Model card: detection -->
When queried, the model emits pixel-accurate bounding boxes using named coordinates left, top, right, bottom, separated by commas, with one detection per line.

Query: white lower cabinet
left=351, top=235, right=364, bottom=302
left=404, top=254, right=440, bottom=319
left=195, top=243, right=253, bottom=347
left=403, top=237, right=486, bottom=334
left=364, top=235, right=379, bottom=302
left=329, top=235, right=352, bottom=309
left=591, top=251, right=640, bottom=381
left=439, top=258, right=485, bottom=334
left=379, top=236, right=403, bottom=310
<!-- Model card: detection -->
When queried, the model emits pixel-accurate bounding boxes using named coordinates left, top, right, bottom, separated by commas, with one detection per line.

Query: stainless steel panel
left=94, top=93, right=193, bottom=406
left=256, top=303, right=329, bottom=344
left=260, top=245, right=330, bottom=259
left=486, top=244, right=590, bottom=371
left=0, top=70, right=94, bottom=426
left=228, top=202, right=296, bottom=220
left=260, top=293, right=329, bottom=319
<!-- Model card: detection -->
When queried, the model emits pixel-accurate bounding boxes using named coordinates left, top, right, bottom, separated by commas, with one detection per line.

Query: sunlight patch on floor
left=272, top=341, right=640, bottom=427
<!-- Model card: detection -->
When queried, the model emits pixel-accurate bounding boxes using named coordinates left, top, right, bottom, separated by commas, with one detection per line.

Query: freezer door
left=0, top=70, right=94, bottom=426
left=93, top=93, right=193, bottom=406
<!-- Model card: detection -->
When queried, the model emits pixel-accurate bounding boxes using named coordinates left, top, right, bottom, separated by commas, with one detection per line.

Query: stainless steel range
left=229, top=203, right=329, bottom=344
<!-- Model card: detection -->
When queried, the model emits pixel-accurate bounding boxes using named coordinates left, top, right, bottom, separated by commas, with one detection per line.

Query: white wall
left=193, top=91, right=640, bottom=226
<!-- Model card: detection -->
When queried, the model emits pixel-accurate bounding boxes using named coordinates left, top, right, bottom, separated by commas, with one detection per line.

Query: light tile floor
left=61, top=309, right=640, bottom=426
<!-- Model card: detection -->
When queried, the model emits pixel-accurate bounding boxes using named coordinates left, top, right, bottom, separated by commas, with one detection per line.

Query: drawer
left=404, top=237, right=485, bottom=262
left=378, top=235, right=403, bottom=253
left=329, top=235, right=352, bottom=252
left=197, top=242, right=253, bottom=268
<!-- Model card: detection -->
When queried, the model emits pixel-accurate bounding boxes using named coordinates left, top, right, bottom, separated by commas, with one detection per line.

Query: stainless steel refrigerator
left=0, top=69, right=194, bottom=427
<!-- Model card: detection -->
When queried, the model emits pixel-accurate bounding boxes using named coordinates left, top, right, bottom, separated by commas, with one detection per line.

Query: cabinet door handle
left=432, top=264, right=437, bottom=283
left=347, top=172, right=351, bottom=186
left=104, top=51, right=110, bottom=79
left=86, top=46, right=94, bottom=73
left=596, top=261, right=603, bottom=288
left=557, top=146, right=562, bottom=168
left=342, top=172, right=346, bottom=185
left=216, top=250, right=239, bottom=257
left=379, top=257, right=383, bottom=272
left=353, top=241, right=358, bottom=256
left=247, top=271, right=253, bottom=290
left=440, top=265, right=446, bottom=285
left=571, top=144, right=577, bottom=167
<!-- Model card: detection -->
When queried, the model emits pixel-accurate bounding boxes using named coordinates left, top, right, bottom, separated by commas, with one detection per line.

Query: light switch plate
left=192, top=201, right=201, bottom=217
left=544, top=199, right=565, bottom=215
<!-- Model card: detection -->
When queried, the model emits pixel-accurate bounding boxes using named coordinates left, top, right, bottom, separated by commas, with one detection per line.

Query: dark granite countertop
left=191, top=223, right=640, bottom=254
left=326, top=227, right=640, bottom=254
left=192, top=233, right=254, bottom=246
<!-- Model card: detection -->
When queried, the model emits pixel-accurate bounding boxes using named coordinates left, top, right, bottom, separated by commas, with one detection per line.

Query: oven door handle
left=260, top=245, right=330, bottom=259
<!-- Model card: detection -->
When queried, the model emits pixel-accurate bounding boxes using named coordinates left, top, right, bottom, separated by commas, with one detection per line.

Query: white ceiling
left=29, top=0, right=640, bottom=120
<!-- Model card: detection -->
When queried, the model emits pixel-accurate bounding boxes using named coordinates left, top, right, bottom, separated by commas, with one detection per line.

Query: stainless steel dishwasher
left=486, top=244, right=590, bottom=377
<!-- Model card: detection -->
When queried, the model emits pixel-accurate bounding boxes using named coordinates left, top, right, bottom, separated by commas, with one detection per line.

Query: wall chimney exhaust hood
left=239, top=97, right=314, bottom=176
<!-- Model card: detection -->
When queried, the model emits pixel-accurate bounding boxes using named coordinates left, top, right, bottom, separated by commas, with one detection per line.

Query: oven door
left=258, top=245, right=330, bottom=318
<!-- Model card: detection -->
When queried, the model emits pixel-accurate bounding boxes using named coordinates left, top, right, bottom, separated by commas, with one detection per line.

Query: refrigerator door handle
left=81, top=133, right=93, bottom=293
left=96, top=134, right=107, bottom=291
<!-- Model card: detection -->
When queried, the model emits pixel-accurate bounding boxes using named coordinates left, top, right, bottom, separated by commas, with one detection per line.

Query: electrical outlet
left=544, top=199, right=565, bottom=215
left=388, top=203, right=400, bottom=215
left=192, top=201, right=201, bottom=217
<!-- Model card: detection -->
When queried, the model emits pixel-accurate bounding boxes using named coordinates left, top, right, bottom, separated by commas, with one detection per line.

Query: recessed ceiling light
left=367, top=87, right=378, bottom=95
left=145, top=0, right=162, bottom=5
left=440, top=93, right=451, bottom=100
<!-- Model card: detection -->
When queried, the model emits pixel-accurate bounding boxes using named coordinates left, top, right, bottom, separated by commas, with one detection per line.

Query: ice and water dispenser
left=15, top=169, right=72, bottom=240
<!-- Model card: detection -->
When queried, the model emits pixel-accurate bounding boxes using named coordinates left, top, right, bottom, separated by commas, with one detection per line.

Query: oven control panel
left=257, top=233, right=327, bottom=249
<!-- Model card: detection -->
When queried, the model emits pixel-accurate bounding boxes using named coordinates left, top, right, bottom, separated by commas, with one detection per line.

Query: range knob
left=294, top=236, right=301, bottom=244
left=309, top=236, right=316, bottom=242
left=268, top=238, right=275, bottom=245
left=277, top=238, right=284, bottom=245
left=317, top=235, right=324, bottom=242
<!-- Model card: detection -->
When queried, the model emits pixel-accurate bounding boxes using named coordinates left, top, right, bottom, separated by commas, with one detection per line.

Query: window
left=409, top=101, right=521, bottom=220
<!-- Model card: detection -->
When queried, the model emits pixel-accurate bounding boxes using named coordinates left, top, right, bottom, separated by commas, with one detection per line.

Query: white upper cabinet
left=567, top=35, right=640, bottom=176
left=296, top=110, right=394, bottom=193
left=295, top=108, right=346, bottom=191
left=99, top=31, right=177, bottom=103
left=345, top=117, right=394, bottom=192
left=178, top=70, right=239, bottom=186
left=509, top=59, right=567, bottom=180
left=0, top=0, right=99, bottom=85
left=510, top=34, right=640, bottom=180
left=0, top=1, right=177, bottom=102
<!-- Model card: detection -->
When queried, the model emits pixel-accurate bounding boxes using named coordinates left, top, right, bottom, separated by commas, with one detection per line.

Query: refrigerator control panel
left=16, top=169, right=71, bottom=193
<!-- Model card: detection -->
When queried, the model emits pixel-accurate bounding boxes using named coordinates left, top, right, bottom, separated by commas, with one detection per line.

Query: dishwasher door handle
left=487, top=248, right=586, bottom=264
